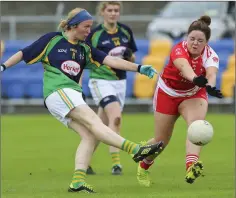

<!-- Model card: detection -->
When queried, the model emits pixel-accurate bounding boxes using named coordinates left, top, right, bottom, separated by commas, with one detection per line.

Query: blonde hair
left=58, top=7, right=85, bottom=31
left=96, top=1, right=122, bottom=18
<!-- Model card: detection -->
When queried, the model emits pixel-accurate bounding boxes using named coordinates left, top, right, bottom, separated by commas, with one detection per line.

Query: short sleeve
left=85, top=45, right=107, bottom=69
left=170, top=45, right=188, bottom=61
left=21, top=32, right=58, bottom=64
left=127, top=28, right=138, bottom=53
left=204, top=50, right=219, bottom=69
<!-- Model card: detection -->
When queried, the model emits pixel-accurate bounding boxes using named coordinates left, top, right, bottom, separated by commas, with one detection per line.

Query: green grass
left=2, top=113, right=235, bottom=198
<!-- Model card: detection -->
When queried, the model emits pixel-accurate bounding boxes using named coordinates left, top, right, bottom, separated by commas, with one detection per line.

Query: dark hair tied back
left=188, top=15, right=212, bottom=41
left=198, top=15, right=211, bottom=26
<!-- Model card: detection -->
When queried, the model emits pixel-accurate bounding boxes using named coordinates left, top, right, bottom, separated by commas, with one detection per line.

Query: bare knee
left=114, top=116, right=121, bottom=126
left=107, top=116, right=121, bottom=133
left=179, top=98, right=208, bottom=126
left=80, top=113, right=102, bottom=130
left=85, top=118, right=103, bottom=133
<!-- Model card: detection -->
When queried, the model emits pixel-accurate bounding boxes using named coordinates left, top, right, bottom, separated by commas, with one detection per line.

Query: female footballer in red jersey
left=137, top=15, right=223, bottom=187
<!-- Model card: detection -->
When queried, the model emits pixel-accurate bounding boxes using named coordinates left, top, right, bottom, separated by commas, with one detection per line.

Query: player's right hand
left=193, top=75, right=208, bottom=87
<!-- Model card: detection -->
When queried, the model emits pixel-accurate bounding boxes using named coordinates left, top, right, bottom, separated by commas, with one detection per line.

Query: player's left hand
left=138, top=65, right=157, bottom=79
left=206, top=85, right=223, bottom=98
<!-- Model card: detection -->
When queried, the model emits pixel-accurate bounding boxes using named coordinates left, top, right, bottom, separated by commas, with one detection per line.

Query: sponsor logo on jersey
left=102, top=40, right=111, bottom=45
left=112, top=37, right=121, bottom=46
left=108, top=46, right=126, bottom=58
left=61, top=60, right=81, bottom=76
left=79, top=53, right=84, bottom=60
left=58, top=49, right=67, bottom=53
left=175, top=48, right=183, bottom=55
left=212, top=57, right=219, bottom=63
left=122, top=37, right=128, bottom=43
left=70, top=48, right=78, bottom=60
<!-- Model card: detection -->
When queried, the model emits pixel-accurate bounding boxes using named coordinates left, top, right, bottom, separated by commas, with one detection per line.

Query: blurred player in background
left=1, top=8, right=164, bottom=193
left=85, top=1, right=137, bottom=175
left=136, top=15, right=223, bottom=187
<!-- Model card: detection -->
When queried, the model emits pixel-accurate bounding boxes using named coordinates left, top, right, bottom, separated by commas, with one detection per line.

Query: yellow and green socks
left=121, top=140, right=140, bottom=155
left=111, top=152, right=121, bottom=167
left=70, top=169, right=86, bottom=189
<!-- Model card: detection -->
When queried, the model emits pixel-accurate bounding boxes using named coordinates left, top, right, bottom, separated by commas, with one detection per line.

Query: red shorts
left=153, top=87, right=208, bottom=115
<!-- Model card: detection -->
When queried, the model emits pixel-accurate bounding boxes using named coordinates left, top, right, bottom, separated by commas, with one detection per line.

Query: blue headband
left=67, top=10, right=93, bottom=26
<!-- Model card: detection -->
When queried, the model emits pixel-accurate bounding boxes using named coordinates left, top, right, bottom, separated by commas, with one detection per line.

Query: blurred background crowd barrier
left=1, top=1, right=235, bottom=114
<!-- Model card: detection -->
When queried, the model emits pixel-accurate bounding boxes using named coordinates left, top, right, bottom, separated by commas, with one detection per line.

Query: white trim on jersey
left=153, top=86, right=159, bottom=111
left=158, top=77, right=201, bottom=97
left=202, top=45, right=219, bottom=69
left=182, top=41, right=219, bottom=69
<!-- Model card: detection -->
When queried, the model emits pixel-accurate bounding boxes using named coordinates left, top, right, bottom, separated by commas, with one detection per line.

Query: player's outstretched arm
left=103, top=55, right=157, bottom=79
left=1, top=51, right=23, bottom=71
left=173, top=58, right=197, bottom=81
left=173, top=58, right=208, bottom=87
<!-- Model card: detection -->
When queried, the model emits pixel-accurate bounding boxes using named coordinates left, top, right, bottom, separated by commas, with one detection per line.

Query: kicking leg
left=68, top=105, right=164, bottom=162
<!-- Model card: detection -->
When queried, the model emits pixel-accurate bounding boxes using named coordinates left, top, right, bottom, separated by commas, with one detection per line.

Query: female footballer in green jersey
left=86, top=1, right=138, bottom=175
left=1, top=8, right=163, bottom=193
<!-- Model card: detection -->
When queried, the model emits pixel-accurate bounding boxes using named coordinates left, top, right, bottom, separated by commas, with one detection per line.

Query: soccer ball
left=187, top=120, right=214, bottom=146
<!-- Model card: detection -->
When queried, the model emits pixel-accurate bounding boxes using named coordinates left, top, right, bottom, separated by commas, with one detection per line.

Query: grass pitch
left=1, top=113, right=235, bottom=198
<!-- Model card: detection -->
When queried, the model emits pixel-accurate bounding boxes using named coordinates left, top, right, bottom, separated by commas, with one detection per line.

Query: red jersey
left=158, top=41, right=219, bottom=97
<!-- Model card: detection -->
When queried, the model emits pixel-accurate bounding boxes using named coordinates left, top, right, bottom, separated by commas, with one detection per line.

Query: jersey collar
left=101, top=23, right=118, bottom=34
left=62, top=31, right=79, bottom=45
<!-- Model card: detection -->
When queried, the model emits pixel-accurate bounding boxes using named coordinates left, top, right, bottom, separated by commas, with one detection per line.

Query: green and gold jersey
left=21, top=32, right=107, bottom=99
left=85, top=22, right=137, bottom=80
